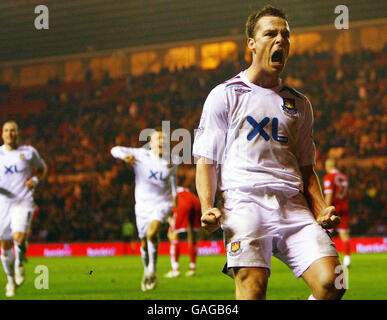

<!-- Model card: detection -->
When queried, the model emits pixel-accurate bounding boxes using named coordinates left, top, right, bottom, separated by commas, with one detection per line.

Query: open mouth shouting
left=271, top=49, right=284, bottom=66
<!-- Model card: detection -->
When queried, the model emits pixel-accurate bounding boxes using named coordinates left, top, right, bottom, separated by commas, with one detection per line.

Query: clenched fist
left=316, top=206, right=341, bottom=229
left=201, top=207, right=222, bottom=234
left=124, top=155, right=136, bottom=166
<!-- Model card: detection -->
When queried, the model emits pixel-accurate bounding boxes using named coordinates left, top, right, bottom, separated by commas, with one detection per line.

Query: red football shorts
left=173, top=207, right=201, bottom=233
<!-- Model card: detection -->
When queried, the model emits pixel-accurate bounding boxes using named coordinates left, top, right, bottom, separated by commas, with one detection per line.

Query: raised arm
left=111, top=146, right=137, bottom=166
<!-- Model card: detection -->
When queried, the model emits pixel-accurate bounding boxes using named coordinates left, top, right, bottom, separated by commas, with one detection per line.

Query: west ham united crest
left=281, top=98, right=297, bottom=115
left=230, top=241, right=242, bottom=256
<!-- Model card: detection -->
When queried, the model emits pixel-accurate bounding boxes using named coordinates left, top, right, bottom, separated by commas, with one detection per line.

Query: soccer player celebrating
left=193, top=5, right=346, bottom=300
left=323, top=158, right=351, bottom=268
left=111, top=128, right=177, bottom=291
left=165, top=186, right=201, bottom=278
left=0, top=120, right=47, bottom=297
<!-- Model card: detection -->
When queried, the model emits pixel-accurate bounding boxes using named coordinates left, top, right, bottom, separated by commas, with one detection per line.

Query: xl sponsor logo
left=247, top=116, right=288, bottom=143
left=4, top=165, right=21, bottom=174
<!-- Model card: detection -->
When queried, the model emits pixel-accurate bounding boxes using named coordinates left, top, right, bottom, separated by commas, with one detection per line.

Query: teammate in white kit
left=0, top=120, right=47, bottom=297
left=193, top=5, right=346, bottom=300
left=111, top=129, right=177, bottom=291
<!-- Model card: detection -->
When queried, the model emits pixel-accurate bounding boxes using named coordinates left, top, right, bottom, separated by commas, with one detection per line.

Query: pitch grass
left=1, top=253, right=386, bottom=300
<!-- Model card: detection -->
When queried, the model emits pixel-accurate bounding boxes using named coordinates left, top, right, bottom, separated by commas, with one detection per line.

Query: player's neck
left=245, top=65, right=281, bottom=88
left=151, top=148, right=162, bottom=158
left=4, top=143, right=18, bottom=151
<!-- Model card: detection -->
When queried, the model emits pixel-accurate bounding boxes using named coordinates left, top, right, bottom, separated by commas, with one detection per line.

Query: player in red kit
left=165, top=187, right=201, bottom=277
left=323, top=158, right=351, bottom=267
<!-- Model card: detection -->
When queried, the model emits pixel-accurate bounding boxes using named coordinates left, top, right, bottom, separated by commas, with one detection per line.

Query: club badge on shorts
left=281, top=98, right=297, bottom=115
left=230, top=241, right=242, bottom=256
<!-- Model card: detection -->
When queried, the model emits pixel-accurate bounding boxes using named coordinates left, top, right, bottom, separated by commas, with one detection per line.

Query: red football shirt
left=323, top=169, right=349, bottom=213
left=173, top=187, right=201, bottom=232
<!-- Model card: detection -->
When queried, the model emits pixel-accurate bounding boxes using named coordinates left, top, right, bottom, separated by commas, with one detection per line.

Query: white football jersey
left=0, top=144, right=46, bottom=202
left=193, top=70, right=316, bottom=197
left=111, top=146, right=177, bottom=207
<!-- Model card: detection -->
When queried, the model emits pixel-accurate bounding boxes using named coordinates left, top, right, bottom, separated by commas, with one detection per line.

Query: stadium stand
left=0, top=45, right=385, bottom=242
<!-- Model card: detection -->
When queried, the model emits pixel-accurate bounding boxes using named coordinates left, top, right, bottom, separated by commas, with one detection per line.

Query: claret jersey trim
left=225, top=81, right=251, bottom=91
left=280, top=85, right=302, bottom=98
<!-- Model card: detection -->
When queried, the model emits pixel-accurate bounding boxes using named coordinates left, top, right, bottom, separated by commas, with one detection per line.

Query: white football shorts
left=221, top=187, right=338, bottom=278
left=0, top=200, right=35, bottom=240
left=135, top=202, right=172, bottom=239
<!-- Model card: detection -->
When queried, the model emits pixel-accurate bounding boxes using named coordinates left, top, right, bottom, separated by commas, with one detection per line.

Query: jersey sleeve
left=297, top=97, right=316, bottom=167
left=110, top=146, right=142, bottom=161
left=192, top=85, right=228, bottom=163
left=323, top=175, right=334, bottom=194
left=30, top=146, right=46, bottom=170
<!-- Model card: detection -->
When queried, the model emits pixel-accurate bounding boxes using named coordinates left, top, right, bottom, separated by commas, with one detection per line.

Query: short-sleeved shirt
left=193, top=70, right=316, bottom=197
left=0, top=144, right=46, bottom=203
left=323, top=169, right=349, bottom=212
left=111, top=146, right=177, bottom=207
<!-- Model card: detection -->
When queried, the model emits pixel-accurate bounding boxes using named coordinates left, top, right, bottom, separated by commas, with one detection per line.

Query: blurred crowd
left=1, top=46, right=386, bottom=242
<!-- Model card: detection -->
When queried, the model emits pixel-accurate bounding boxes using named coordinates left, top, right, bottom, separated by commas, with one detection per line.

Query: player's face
left=150, top=130, right=166, bottom=156
left=248, top=16, right=290, bottom=75
left=2, top=122, right=19, bottom=147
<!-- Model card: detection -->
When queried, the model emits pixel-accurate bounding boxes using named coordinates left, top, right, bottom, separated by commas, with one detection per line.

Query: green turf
left=1, top=253, right=386, bottom=300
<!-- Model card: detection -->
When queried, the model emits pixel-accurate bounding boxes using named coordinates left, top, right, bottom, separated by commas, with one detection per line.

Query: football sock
left=343, top=255, right=351, bottom=267
left=188, top=242, right=197, bottom=269
left=170, top=240, right=180, bottom=271
left=140, top=247, right=149, bottom=274
left=342, top=239, right=351, bottom=256
left=147, top=239, right=159, bottom=275
left=14, top=241, right=27, bottom=267
left=1, top=248, right=15, bottom=284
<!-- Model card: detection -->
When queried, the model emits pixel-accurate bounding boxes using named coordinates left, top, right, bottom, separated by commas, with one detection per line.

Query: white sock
left=14, top=241, right=26, bottom=267
left=1, top=249, right=15, bottom=284
left=140, top=247, right=149, bottom=274
left=308, top=294, right=317, bottom=300
left=170, top=241, right=179, bottom=271
left=343, top=255, right=351, bottom=267
left=147, top=239, right=159, bottom=275
left=189, top=262, right=196, bottom=270
left=171, top=261, right=179, bottom=272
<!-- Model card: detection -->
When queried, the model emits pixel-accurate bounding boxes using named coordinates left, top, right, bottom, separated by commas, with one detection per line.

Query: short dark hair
left=2, top=120, right=19, bottom=132
left=245, top=5, right=288, bottom=39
